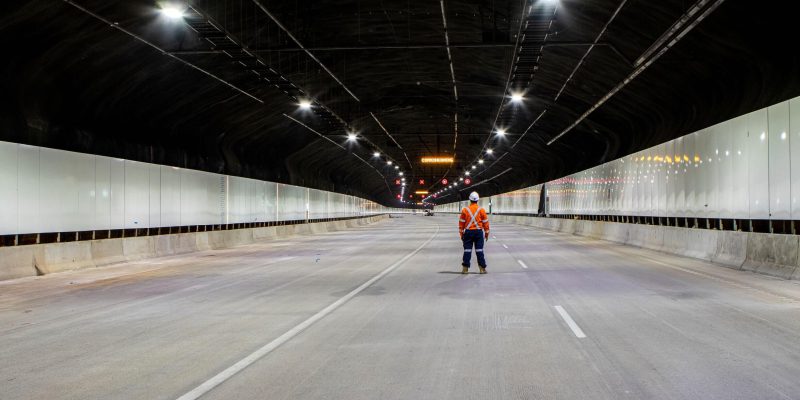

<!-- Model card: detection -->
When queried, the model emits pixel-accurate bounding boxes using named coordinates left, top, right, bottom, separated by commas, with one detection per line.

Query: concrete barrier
left=38, top=241, right=94, bottom=274
left=0, top=215, right=388, bottom=281
left=0, top=246, right=39, bottom=280
left=91, top=238, right=126, bottom=267
left=743, top=233, right=799, bottom=279
left=712, top=231, right=746, bottom=269
left=123, top=237, right=156, bottom=261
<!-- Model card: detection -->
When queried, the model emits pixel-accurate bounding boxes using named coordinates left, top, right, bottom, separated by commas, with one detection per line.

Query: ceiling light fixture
left=161, top=5, right=185, bottom=19
left=347, top=133, right=357, bottom=141
left=478, top=159, right=484, bottom=164
left=496, top=129, right=506, bottom=136
left=298, top=100, right=312, bottom=110
left=510, top=93, right=524, bottom=103
left=373, top=152, right=380, bottom=157
left=486, top=149, right=494, bottom=155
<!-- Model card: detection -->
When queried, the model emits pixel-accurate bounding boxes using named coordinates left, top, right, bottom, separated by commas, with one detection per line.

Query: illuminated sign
left=395, top=179, right=401, bottom=185
left=415, top=190, right=429, bottom=195
left=421, top=156, right=454, bottom=164
left=419, top=179, right=425, bottom=185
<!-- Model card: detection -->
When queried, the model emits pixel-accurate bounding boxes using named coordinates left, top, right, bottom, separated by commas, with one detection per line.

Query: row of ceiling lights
left=424, top=92, right=524, bottom=202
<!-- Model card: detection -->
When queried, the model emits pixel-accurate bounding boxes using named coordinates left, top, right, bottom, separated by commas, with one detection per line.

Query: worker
left=458, top=191, right=490, bottom=274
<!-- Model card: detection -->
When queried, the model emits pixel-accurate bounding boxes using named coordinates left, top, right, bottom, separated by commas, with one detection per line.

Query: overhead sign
left=415, top=190, right=428, bottom=195
left=421, top=156, right=454, bottom=164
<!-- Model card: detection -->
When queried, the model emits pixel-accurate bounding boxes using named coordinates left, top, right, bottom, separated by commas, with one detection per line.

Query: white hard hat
left=469, top=191, right=480, bottom=202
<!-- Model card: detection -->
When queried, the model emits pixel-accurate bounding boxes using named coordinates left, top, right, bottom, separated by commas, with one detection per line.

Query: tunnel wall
left=439, top=95, right=800, bottom=221
left=0, top=141, right=400, bottom=236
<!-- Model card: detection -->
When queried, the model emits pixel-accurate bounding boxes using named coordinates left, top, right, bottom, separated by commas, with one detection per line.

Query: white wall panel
left=278, top=184, right=307, bottom=221
left=791, top=98, right=800, bottom=219
left=0, top=142, right=18, bottom=235
left=109, top=158, right=126, bottom=229
left=748, top=109, right=770, bottom=219
left=730, top=114, right=749, bottom=218
left=17, top=145, right=40, bottom=234
left=94, top=157, right=112, bottom=230
left=711, top=121, right=735, bottom=218
left=124, top=160, right=151, bottom=229
left=160, top=166, right=181, bottom=227
left=768, top=102, right=791, bottom=219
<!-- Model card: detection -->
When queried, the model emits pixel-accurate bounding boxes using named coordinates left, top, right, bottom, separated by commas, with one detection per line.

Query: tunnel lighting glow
left=387, top=161, right=393, bottom=165
left=496, top=129, right=506, bottom=136
left=298, top=100, right=312, bottom=109
left=347, top=133, right=357, bottom=141
left=394, top=165, right=399, bottom=170
left=510, top=93, right=524, bottom=102
left=399, top=172, right=404, bottom=176
left=478, top=159, right=484, bottom=164
left=161, top=5, right=185, bottom=19
left=471, top=165, right=476, bottom=169
left=486, top=149, right=494, bottom=155
left=459, top=177, right=464, bottom=181
left=420, top=156, right=455, bottom=164
left=373, top=152, right=380, bottom=157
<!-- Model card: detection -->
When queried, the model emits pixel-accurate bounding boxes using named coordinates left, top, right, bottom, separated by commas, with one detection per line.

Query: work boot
left=479, top=267, right=487, bottom=274
left=461, top=265, right=469, bottom=274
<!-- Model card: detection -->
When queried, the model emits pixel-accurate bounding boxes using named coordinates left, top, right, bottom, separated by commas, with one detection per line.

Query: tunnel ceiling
left=1, top=0, right=798, bottom=206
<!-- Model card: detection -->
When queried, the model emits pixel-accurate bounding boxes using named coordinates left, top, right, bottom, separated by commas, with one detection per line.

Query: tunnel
left=2, top=1, right=800, bottom=399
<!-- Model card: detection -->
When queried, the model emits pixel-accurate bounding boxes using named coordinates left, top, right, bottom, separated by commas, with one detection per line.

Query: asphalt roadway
left=2, top=214, right=800, bottom=400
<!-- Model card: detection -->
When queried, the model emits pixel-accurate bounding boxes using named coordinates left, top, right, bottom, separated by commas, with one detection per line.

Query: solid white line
left=554, top=305, right=587, bottom=338
left=517, top=260, right=528, bottom=269
left=175, top=225, right=440, bottom=400
left=502, top=244, right=509, bottom=249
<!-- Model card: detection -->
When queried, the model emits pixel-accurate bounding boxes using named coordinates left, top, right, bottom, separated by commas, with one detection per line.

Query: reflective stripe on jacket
left=459, top=203, right=490, bottom=232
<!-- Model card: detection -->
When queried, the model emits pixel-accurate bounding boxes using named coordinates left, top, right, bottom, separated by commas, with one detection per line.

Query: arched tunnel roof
left=2, top=0, right=798, bottom=206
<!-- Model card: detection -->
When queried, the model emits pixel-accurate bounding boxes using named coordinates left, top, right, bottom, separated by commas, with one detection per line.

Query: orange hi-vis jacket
left=459, top=203, right=490, bottom=233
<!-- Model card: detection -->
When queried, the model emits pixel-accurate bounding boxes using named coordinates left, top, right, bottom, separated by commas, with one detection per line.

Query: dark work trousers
left=462, top=229, right=487, bottom=268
